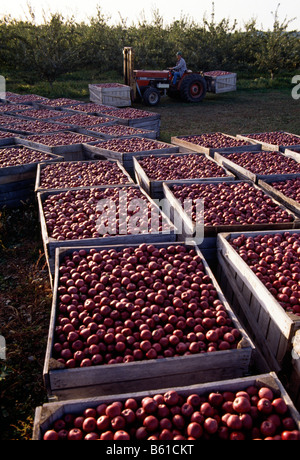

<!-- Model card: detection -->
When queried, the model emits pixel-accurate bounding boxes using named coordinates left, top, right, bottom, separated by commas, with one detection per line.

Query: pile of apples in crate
left=43, top=385, right=300, bottom=441
left=1, top=93, right=300, bottom=441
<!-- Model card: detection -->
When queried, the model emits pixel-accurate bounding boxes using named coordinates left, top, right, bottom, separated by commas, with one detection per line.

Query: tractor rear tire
left=143, top=87, right=161, bottom=106
left=180, top=74, right=207, bottom=103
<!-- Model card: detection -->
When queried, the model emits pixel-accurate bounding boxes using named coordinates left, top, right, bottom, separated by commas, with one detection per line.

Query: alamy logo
left=292, top=75, right=300, bottom=100
left=95, top=190, right=204, bottom=243
left=0, top=76, right=6, bottom=101
left=0, top=335, right=6, bottom=360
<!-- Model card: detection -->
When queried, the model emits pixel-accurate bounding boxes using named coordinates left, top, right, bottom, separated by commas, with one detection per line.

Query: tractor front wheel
left=143, top=87, right=161, bottom=106
left=180, top=74, right=207, bottom=103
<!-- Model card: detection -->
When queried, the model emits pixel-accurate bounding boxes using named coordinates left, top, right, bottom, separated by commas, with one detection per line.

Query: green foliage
left=0, top=3, right=299, bottom=85
left=255, top=5, right=300, bottom=79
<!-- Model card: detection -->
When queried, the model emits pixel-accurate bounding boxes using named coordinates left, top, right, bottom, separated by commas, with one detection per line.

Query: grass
left=0, top=73, right=299, bottom=440
left=144, top=87, right=300, bottom=142
left=0, top=203, right=53, bottom=440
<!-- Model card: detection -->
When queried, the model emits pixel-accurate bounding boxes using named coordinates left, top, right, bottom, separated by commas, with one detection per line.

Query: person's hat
left=176, top=51, right=182, bottom=56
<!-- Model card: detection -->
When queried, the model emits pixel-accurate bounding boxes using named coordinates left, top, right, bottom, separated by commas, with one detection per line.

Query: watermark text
left=292, top=75, right=300, bottom=100
left=0, top=75, right=6, bottom=101
left=95, top=191, right=204, bottom=243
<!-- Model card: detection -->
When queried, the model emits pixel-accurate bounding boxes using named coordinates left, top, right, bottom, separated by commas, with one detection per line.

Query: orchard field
left=0, top=79, right=299, bottom=440
left=0, top=4, right=300, bottom=442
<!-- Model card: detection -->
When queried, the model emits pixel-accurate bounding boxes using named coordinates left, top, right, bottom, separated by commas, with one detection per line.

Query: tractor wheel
left=179, top=74, right=207, bottom=103
left=143, top=87, right=161, bottom=106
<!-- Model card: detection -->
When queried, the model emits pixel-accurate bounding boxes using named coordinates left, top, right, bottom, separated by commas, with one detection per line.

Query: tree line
left=0, top=4, right=299, bottom=86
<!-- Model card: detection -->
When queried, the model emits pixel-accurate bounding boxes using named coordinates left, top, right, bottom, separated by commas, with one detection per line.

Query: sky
left=0, top=0, right=299, bottom=30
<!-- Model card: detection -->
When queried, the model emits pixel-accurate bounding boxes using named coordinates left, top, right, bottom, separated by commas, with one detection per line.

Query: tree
left=255, top=4, right=299, bottom=79
left=1, top=9, right=85, bottom=86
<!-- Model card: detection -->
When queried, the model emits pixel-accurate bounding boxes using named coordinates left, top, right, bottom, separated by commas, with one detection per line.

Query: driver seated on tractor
left=170, top=52, right=187, bottom=85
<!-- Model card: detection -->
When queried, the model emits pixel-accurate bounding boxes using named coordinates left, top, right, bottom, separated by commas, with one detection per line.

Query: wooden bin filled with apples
left=133, top=152, right=235, bottom=200
left=42, top=240, right=255, bottom=401
left=37, top=184, right=177, bottom=285
left=81, top=137, right=180, bottom=177
left=34, top=159, right=135, bottom=194
left=216, top=229, right=300, bottom=378
left=257, top=177, right=300, bottom=219
left=213, top=149, right=300, bottom=184
left=17, top=131, right=102, bottom=162
left=162, top=178, right=300, bottom=266
left=236, top=131, right=300, bottom=153
left=0, top=145, right=63, bottom=208
left=33, top=372, right=300, bottom=440
left=171, top=132, right=261, bottom=158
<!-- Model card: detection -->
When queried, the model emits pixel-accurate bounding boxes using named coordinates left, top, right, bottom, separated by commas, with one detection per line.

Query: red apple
left=43, top=430, right=59, bottom=440
left=232, top=396, right=251, bottom=413
left=257, top=397, right=273, bottom=414
left=203, top=417, right=218, bottom=435
left=187, top=422, right=203, bottom=439
left=82, top=417, right=97, bottom=433
left=67, top=428, right=83, bottom=440
left=271, top=398, right=288, bottom=415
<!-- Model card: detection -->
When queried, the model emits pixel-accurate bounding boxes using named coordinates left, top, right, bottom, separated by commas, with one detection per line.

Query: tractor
left=123, top=47, right=236, bottom=106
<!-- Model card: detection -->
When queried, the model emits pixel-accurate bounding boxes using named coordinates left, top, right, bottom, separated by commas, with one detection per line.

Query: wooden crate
left=37, top=98, right=87, bottom=110
left=42, top=240, right=254, bottom=401
left=163, top=179, right=300, bottom=240
left=162, top=179, right=300, bottom=267
left=0, top=178, right=36, bottom=208
left=0, top=147, right=63, bottom=208
left=0, top=131, right=17, bottom=146
left=37, top=185, right=176, bottom=279
left=17, top=132, right=101, bottom=162
left=32, top=372, right=300, bottom=439
left=236, top=132, right=300, bottom=153
left=0, top=119, right=73, bottom=136
left=82, top=138, right=180, bottom=176
left=35, top=159, right=134, bottom=193
left=76, top=124, right=157, bottom=140
left=204, top=72, right=237, bottom=94
left=171, top=133, right=261, bottom=157
left=216, top=229, right=300, bottom=374
left=3, top=93, right=50, bottom=107
left=213, top=149, right=300, bottom=184
left=104, top=110, right=161, bottom=137
left=89, top=83, right=132, bottom=107
left=258, top=177, right=300, bottom=218
left=133, top=152, right=235, bottom=199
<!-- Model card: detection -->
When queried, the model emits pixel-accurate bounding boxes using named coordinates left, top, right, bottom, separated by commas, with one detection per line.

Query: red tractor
left=123, top=47, right=236, bottom=106
left=132, top=69, right=207, bottom=106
